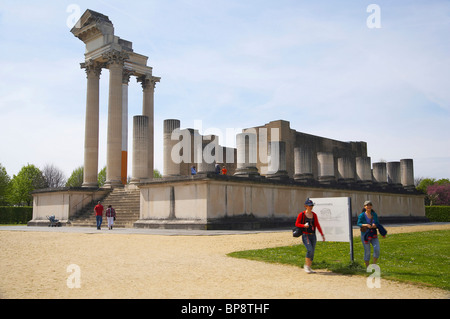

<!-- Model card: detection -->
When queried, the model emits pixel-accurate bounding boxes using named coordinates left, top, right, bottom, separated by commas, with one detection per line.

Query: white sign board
left=310, top=197, right=351, bottom=242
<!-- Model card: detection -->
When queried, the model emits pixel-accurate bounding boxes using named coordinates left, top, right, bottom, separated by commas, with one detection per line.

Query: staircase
left=69, top=187, right=140, bottom=228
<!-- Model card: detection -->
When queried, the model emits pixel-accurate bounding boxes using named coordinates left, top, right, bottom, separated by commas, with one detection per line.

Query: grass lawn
left=228, top=230, right=450, bottom=291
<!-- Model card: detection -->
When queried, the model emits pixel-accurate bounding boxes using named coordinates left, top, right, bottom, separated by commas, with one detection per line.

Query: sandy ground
left=0, top=224, right=449, bottom=299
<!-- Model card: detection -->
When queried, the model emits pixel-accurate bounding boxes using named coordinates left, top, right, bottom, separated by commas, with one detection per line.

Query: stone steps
left=69, top=188, right=140, bottom=228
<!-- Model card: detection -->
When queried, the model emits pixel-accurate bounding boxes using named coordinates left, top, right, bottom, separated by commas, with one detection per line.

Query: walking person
left=357, top=200, right=382, bottom=267
left=105, top=205, right=116, bottom=230
left=94, top=201, right=104, bottom=230
left=295, top=198, right=325, bottom=273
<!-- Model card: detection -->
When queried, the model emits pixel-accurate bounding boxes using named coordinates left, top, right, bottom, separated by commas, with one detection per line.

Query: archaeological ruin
left=29, top=9, right=426, bottom=229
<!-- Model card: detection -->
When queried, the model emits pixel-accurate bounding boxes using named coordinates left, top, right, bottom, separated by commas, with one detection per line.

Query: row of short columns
left=293, top=148, right=415, bottom=190
left=161, top=124, right=415, bottom=190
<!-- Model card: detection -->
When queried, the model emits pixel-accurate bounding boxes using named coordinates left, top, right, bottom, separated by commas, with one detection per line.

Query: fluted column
left=81, top=60, right=102, bottom=188
left=121, top=70, right=132, bottom=185
left=139, top=75, right=160, bottom=180
left=104, top=50, right=128, bottom=188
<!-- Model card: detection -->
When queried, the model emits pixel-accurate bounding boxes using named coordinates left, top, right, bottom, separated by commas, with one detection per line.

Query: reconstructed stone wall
left=134, top=176, right=426, bottom=230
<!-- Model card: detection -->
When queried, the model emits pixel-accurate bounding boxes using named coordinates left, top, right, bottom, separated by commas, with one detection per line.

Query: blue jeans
left=302, top=233, right=317, bottom=260
left=96, top=215, right=102, bottom=228
left=360, top=233, right=380, bottom=261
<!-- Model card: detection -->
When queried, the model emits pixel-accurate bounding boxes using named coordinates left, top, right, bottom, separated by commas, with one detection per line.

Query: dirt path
left=0, top=224, right=449, bottom=299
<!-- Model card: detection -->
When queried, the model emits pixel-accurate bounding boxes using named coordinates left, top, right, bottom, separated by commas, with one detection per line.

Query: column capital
left=137, top=75, right=161, bottom=90
left=122, top=69, right=134, bottom=84
left=102, top=50, right=129, bottom=67
left=80, top=60, right=104, bottom=78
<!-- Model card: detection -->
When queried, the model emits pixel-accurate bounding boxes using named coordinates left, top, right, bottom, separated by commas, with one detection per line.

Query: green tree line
left=0, top=163, right=162, bottom=206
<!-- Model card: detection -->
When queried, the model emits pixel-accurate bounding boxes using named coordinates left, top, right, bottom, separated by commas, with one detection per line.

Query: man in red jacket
left=94, top=201, right=104, bottom=230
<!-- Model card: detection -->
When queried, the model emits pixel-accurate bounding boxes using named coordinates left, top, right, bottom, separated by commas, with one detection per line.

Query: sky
left=0, top=0, right=449, bottom=181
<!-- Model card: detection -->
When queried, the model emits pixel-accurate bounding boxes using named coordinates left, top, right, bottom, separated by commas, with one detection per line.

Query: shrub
left=425, top=206, right=450, bottom=222
left=0, top=206, right=33, bottom=224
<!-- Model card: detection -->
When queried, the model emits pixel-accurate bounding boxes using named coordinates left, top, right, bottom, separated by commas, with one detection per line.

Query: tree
left=98, top=166, right=106, bottom=187
left=427, top=183, right=450, bottom=206
left=8, top=164, right=47, bottom=206
left=417, top=178, right=450, bottom=205
left=416, top=178, right=436, bottom=194
left=0, top=163, right=11, bottom=205
left=66, top=166, right=84, bottom=188
left=154, top=169, right=162, bottom=179
left=42, top=164, right=66, bottom=188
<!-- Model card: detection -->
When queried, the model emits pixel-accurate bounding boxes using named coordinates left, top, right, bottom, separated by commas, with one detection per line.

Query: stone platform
left=133, top=174, right=426, bottom=230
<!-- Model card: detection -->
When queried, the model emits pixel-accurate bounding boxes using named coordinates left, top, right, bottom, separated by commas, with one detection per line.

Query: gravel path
left=0, top=224, right=448, bottom=299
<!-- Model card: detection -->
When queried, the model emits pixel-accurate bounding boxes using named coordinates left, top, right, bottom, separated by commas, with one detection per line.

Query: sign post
left=310, top=197, right=354, bottom=262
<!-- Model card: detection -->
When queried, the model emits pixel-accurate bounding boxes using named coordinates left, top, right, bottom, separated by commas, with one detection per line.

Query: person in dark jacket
left=357, top=200, right=385, bottom=267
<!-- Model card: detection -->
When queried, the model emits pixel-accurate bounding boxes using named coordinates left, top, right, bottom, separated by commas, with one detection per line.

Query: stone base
left=266, top=171, right=290, bottom=181
left=134, top=217, right=293, bottom=230
left=27, top=219, right=69, bottom=227
left=233, top=167, right=261, bottom=178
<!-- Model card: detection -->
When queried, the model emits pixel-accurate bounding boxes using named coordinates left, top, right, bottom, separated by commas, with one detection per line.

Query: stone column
left=121, top=70, right=132, bottom=185
left=163, top=119, right=181, bottom=177
left=234, top=132, right=260, bottom=178
left=131, top=116, right=149, bottom=183
left=400, top=159, right=415, bottom=191
left=197, top=135, right=218, bottom=174
left=139, top=75, right=160, bottom=180
left=373, top=162, right=387, bottom=187
left=337, top=157, right=355, bottom=184
left=104, top=50, right=128, bottom=188
left=81, top=60, right=102, bottom=188
left=267, top=141, right=289, bottom=180
left=294, top=147, right=313, bottom=182
left=387, top=161, right=402, bottom=188
left=317, top=152, right=335, bottom=184
left=356, top=157, right=372, bottom=186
